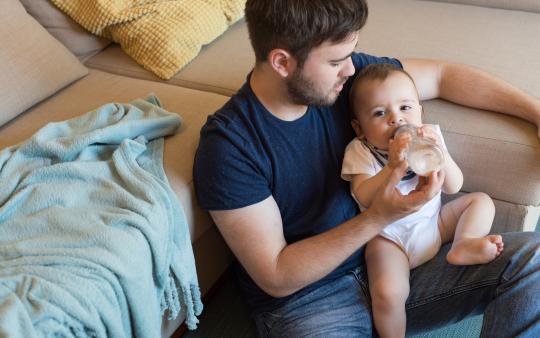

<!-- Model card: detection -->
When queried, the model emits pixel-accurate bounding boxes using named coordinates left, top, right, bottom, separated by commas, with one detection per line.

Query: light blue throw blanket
left=0, top=95, right=203, bottom=337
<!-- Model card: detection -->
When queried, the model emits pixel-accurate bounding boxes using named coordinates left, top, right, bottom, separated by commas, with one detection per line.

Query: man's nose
left=340, top=57, right=355, bottom=77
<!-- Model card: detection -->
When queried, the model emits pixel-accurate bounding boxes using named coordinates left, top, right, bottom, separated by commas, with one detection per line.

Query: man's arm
left=210, top=163, right=444, bottom=298
left=402, top=59, right=540, bottom=139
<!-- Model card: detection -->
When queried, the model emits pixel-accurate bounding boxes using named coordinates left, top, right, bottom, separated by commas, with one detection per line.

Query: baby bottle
left=393, top=124, right=445, bottom=176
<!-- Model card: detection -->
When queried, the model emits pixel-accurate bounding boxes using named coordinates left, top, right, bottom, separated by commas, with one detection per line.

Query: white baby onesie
left=341, top=126, right=446, bottom=268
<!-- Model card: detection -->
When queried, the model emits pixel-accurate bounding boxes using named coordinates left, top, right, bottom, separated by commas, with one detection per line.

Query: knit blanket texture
left=0, top=95, right=202, bottom=337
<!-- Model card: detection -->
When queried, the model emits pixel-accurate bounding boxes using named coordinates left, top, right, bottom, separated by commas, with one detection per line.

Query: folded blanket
left=0, top=95, right=202, bottom=337
left=50, top=0, right=246, bottom=79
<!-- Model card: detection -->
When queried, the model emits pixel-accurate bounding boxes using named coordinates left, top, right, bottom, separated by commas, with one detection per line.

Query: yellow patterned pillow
left=51, top=0, right=246, bottom=80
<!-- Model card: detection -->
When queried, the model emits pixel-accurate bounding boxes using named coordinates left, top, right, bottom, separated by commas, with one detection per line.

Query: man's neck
left=250, top=65, right=308, bottom=121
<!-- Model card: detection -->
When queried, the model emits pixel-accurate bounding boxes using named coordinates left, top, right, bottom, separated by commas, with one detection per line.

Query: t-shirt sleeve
left=193, top=119, right=271, bottom=211
left=341, top=138, right=379, bottom=182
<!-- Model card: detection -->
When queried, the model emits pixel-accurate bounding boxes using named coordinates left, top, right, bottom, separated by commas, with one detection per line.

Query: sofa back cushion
left=19, top=0, right=111, bottom=62
left=0, top=0, right=88, bottom=127
left=421, top=0, right=540, bottom=13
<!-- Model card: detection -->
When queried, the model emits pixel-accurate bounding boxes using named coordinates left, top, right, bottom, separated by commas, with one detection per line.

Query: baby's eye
left=401, top=105, right=412, bottom=111
left=373, top=110, right=385, bottom=117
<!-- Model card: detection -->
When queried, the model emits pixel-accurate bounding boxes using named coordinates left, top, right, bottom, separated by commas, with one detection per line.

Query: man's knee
left=500, top=232, right=540, bottom=279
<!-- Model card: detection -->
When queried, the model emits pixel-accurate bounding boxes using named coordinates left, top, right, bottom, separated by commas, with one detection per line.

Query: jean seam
left=406, top=278, right=499, bottom=309
left=350, top=268, right=371, bottom=307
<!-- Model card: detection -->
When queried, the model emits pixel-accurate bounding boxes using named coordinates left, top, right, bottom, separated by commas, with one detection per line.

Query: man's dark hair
left=245, top=0, right=368, bottom=67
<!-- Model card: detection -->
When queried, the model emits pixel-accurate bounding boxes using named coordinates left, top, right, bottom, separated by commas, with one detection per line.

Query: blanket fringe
left=161, top=273, right=203, bottom=330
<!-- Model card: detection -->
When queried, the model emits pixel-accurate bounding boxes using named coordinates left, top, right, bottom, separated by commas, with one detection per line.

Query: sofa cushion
left=420, top=0, right=540, bottom=13
left=86, top=19, right=253, bottom=96
left=51, top=0, right=245, bottom=80
left=20, top=0, right=111, bottom=62
left=0, top=0, right=88, bottom=128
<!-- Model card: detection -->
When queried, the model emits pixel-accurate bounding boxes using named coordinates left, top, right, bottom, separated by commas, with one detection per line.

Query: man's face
left=286, top=33, right=359, bottom=106
left=353, top=72, right=423, bottom=150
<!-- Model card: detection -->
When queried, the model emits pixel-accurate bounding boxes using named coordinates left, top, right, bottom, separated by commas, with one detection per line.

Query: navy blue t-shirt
left=193, top=52, right=402, bottom=313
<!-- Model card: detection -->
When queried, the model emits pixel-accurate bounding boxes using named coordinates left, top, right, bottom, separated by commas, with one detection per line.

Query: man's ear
left=268, top=48, right=296, bottom=78
left=351, top=118, right=364, bottom=138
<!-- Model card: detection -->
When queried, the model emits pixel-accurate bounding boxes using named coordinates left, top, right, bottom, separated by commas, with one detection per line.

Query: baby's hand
left=388, top=133, right=410, bottom=169
left=418, top=125, right=443, bottom=148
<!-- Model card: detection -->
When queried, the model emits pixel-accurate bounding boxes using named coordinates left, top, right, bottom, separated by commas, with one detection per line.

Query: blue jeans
left=253, top=232, right=540, bottom=337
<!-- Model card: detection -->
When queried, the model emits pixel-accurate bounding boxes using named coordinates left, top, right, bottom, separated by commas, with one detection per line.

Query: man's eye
left=330, top=62, right=340, bottom=67
left=374, top=110, right=385, bottom=117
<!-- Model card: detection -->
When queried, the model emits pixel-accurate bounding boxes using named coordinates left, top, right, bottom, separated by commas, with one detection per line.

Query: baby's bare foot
left=447, top=235, right=504, bottom=265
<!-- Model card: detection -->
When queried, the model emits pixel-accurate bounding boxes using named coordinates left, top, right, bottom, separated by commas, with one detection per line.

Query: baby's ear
left=351, top=119, right=364, bottom=138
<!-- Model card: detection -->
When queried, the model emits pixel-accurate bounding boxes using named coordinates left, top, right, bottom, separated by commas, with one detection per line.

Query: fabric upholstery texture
left=0, top=0, right=88, bottom=127
left=421, top=0, right=540, bottom=13
left=19, top=0, right=111, bottom=62
left=51, top=0, right=246, bottom=79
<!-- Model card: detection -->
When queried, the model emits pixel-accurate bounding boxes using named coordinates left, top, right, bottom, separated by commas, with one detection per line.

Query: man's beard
left=287, top=68, right=346, bottom=106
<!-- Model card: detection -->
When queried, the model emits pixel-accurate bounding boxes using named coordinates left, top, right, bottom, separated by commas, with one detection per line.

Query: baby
left=341, top=63, right=504, bottom=338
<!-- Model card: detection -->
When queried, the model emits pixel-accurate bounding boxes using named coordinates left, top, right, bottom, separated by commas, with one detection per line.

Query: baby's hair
left=349, top=63, right=418, bottom=116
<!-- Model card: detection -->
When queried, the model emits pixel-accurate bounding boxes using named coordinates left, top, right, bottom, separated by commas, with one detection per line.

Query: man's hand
left=418, top=125, right=443, bottom=148
left=365, top=160, right=444, bottom=225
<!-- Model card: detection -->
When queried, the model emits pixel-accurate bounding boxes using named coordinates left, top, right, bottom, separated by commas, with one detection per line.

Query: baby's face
left=352, top=71, right=423, bottom=150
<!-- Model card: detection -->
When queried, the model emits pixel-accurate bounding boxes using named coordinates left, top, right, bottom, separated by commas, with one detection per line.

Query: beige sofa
left=1, top=0, right=539, bottom=337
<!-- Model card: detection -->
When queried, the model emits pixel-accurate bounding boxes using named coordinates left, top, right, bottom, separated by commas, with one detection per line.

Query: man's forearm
left=268, top=210, right=385, bottom=297
left=439, top=62, right=540, bottom=127
left=403, top=59, right=540, bottom=138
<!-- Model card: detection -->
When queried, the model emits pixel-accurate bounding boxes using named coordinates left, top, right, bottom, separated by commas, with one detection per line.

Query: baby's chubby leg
left=439, top=192, right=503, bottom=265
left=365, top=236, right=410, bottom=338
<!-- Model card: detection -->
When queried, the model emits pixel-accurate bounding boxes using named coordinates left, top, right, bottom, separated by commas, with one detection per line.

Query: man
left=194, top=0, right=540, bottom=336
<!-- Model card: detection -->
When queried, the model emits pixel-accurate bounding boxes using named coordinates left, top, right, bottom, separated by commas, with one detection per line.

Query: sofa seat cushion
left=0, top=0, right=88, bottom=127
left=86, top=19, right=253, bottom=97
left=0, top=69, right=229, bottom=244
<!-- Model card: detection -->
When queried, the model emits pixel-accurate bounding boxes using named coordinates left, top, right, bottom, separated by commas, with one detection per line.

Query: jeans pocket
left=350, top=266, right=368, bottom=287
left=350, top=266, right=371, bottom=305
